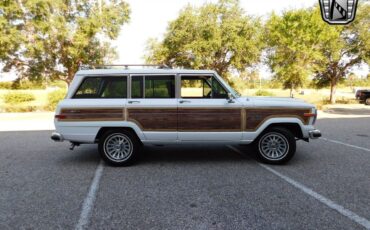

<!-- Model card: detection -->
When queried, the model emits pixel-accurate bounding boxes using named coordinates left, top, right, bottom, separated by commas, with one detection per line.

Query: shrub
left=255, top=89, right=275, bottom=96
left=48, top=80, right=67, bottom=89
left=11, top=80, right=46, bottom=90
left=0, top=82, right=13, bottom=89
left=2, top=105, right=38, bottom=113
left=3, top=92, right=35, bottom=104
left=46, top=89, right=66, bottom=110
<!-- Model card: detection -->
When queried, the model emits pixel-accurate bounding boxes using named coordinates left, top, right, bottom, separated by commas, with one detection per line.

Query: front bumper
left=51, top=132, right=64, bottom=142
left=309, top=129, right=321, bottom=139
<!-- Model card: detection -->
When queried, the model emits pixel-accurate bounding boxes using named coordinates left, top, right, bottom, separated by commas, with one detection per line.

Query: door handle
left=128, top=101, right=140, bottom=104
left=179, top=100, right=191, bottom=104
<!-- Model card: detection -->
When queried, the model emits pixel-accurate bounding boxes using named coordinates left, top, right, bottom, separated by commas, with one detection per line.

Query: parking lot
left=1, top=112, right=370, bottom=229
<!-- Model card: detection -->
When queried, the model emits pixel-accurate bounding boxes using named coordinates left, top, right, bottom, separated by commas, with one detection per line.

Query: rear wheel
left=98, top=129, right=140, bottom=166
left=254, top=127, right=296, bottom=164
left=365, top=98, right=370, bottom=105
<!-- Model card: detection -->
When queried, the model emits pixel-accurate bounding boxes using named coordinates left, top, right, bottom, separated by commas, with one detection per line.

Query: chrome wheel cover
left=104, top=133, right=133, bottom=162
left=258, top=132, right=289, bottom=160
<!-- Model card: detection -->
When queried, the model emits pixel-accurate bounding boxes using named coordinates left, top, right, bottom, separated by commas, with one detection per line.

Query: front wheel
left=254, top=127, right=296, bottom=164
left=365, top=98, right=370, bottom=105
left=98, top=129, right=140, bottom=166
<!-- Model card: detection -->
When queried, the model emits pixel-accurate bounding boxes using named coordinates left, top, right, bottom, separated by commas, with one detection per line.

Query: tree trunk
left=290, top=85, right=294, bottom=98
left=64, top=78, right=72, bottom=88
left=329, top=79, right=337, bottom=104
left=64, top=67, right=75, bottom=88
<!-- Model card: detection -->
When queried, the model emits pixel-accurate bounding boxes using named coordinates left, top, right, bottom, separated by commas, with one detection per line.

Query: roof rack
left=78, top=64, right=171, bottom=70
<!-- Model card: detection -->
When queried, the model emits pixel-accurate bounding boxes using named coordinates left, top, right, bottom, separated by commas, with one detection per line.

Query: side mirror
left=227, top=93, right=235, bottom=103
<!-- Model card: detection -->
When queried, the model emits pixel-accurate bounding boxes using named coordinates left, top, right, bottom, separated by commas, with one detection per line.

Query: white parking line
left=321, top=137, right=370, bottom=153
left=227, top=145, right=370, bottom=229
left=75, top=160, right=104, bottom=230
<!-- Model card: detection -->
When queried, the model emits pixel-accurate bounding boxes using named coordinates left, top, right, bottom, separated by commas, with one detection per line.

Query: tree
left=312, top=4, right=369, bottom=103
left=265, top=9, right=324, bottom=97
left=0, top=0, right=130, bottom=85
left=266, top=5, right=369, bottom=103
left=145, top=0, right=263, bottom=80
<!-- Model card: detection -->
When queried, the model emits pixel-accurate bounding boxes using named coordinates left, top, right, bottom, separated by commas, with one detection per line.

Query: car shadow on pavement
left=57, top=144, right=100, bottom=165
left=138, top=144, right=255, bottom=165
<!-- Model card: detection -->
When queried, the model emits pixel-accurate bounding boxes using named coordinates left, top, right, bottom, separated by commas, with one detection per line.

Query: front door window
left=181, top=75, right=227, bottom=99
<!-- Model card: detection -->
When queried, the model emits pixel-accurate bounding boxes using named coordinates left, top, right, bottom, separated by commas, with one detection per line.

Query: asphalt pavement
left=0, top=115, right=370, bottom=229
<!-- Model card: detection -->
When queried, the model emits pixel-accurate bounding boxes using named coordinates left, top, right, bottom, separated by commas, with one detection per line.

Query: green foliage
left=48, top=80, right=68, bottom=89
left=254, top=89, right=275, bottom=96
left=265, top=79, right=283, bottom=89
left=333, top=73, right=370, bottom=88
left=3, top=91, right=35, bottom=103
left=265, top=8, right=324, bottom=91
left=0, top=82, right=12, bottom=89
left=0, top=0, right=130, bottom=85
left=46, top=89, right=66, bottom=110
left=145, top=0, right=263, bottom=80
left=351, top=4, right=370, bottom=65
left=11, top=80, right=46, bottom=90
left=311, top=4, right=369, bottom=103
left=266, top=4, right=369, bottom=103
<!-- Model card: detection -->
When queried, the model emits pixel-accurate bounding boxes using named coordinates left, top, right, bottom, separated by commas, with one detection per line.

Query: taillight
left=55, top=114, right=66, bottom=120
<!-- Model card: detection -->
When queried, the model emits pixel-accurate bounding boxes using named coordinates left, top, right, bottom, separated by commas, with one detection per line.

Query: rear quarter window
left=74, top=76, right=127, bottom=99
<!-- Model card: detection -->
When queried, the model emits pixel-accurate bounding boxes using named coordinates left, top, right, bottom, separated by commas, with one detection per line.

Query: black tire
left=98, top=129, right=140, bottom=166
left=365, top=98, right=370, bottom=105
left=254, top=127, right=296, bottom=164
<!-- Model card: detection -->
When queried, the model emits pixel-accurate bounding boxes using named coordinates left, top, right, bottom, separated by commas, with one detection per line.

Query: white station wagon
left=51, top=65, right=321, bottom=166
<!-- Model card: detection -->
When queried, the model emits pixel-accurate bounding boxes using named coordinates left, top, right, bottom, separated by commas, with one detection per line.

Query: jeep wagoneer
left=51, top=65, right=321, bottom=166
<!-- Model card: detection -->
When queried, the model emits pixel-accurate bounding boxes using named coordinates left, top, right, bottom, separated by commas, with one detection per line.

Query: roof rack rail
left=78, top=64, right=171, bottom=70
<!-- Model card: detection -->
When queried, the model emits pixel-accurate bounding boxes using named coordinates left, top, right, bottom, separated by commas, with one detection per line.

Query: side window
left=100, top=77, right=127, bottom=98
left=74, top=76, right=127, bottom=98
left=212, top=77, right=228, bottom=98
left=144, top=75, right=175, bottom=98
left=131, top=76, right=144, bottom=98
left=181, top=76, right=212, bottom=98
left=181, top=75, right=227, bottom=98
left=74, top=78, right=102, bottom=98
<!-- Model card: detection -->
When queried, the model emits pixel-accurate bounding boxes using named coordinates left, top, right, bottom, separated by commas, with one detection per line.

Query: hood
left=238, top=96, right=314, bottom=108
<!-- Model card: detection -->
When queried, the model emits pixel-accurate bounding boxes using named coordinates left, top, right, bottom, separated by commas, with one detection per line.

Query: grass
left=0, top=89, right=51, bottom=112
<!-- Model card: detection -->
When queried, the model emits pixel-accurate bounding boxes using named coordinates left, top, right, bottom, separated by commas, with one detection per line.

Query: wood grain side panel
left=127, top=108, right=177, bottom=131
left=245, top=108, right=310, bottom=131
left=178, top=108, right=242, bottom=131
left=60, top=108, right=124, bottom=121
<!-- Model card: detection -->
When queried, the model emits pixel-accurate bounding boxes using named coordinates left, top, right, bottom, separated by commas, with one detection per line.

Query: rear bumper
left=51, top=132, right=64, bottom=142
left=309, top=129, right=321, bottom=139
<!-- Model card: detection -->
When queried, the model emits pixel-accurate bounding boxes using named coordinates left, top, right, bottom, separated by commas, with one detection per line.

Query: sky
left=113, top=0, right=317, bottom=64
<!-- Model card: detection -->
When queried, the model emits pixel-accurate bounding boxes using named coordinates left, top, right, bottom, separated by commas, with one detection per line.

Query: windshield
left=214, top=73, right=241, bottom=97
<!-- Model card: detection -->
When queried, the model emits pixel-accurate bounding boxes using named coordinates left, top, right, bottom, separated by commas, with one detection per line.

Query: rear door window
left=130, top=75, right=175, bottom=98
left=145, top=76, right=175, bottom=98
left=74, top=76, right=127, bottom=98
left=131, top=76, right=144, bottom=98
